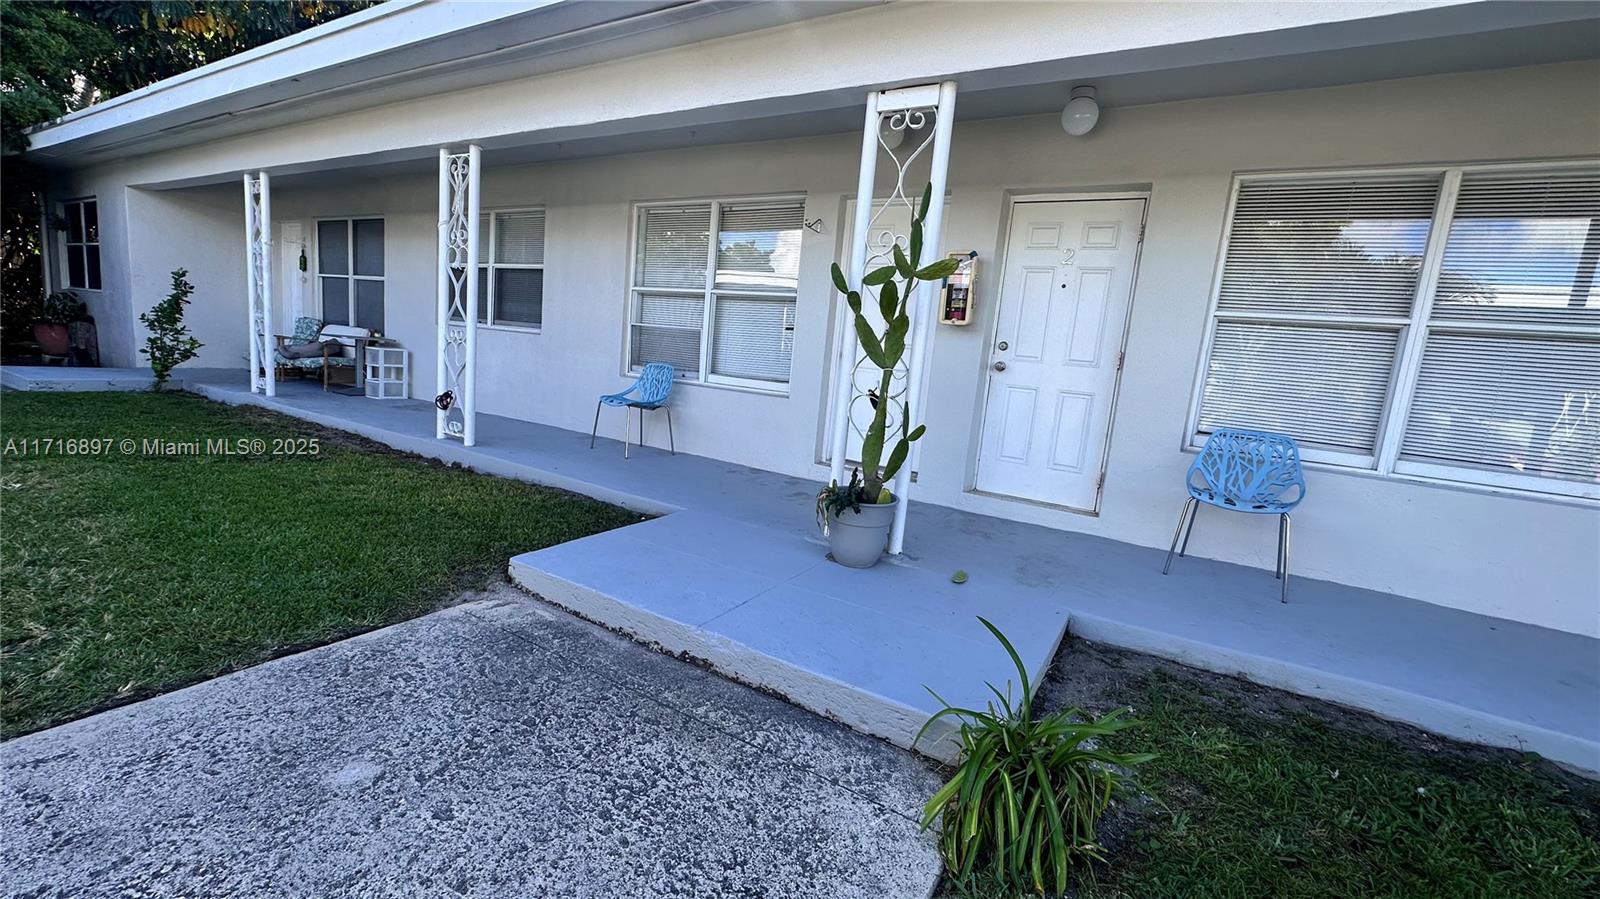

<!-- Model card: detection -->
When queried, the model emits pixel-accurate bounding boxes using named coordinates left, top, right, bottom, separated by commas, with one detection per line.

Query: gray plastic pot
left=825, top=497, right=898, bottom=568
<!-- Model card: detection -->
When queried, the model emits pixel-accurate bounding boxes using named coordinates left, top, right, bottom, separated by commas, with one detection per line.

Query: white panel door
left=975, top=198, right=1145, bottom=511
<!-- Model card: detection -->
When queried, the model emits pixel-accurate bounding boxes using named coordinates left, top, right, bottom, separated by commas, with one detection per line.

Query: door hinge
left=1116, top=351, right=1125, bottom=371
left=1096, top=471, right=1106, bottom=489
left=1138, top=223, right=1146, bottom=243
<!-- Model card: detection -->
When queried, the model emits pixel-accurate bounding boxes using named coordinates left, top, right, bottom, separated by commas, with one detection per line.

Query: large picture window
left=628, top=197, right=803, bottom=390
left=1191, top=164, right=1599, bottom=499
left=61, top=198, right=101, bottom=291
left=476, top=208, right=545, bottom=329
left=317, top=218, right=384, bottom=332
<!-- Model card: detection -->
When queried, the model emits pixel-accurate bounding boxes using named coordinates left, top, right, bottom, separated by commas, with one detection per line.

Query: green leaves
left=877, top=278, right=899, bottom=322
left=918, top=182, right=932, bottom=221
left=915, top=617, right=1152, bottom=897
left=862, top=264, right=897, bottom=286
left=893, top=243, right=914, bottom=279
left=916, top=257, right=961, bottom=281
left=830, top=262, right=849, bottom=295
left=853, top=314, right=885, bottom=368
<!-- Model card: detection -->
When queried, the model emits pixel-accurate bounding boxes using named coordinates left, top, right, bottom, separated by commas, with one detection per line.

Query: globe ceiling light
left=1060, top=85, right=1100, bottom=137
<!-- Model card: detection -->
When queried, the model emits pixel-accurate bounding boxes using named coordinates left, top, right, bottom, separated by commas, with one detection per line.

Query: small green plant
left=917, top=617, right=1154, bottom=897
left=37, top=290, right=85, bottom=325
left=819, top=183, right=960, bottom=514
left=139, top=269, right=202, bottom=387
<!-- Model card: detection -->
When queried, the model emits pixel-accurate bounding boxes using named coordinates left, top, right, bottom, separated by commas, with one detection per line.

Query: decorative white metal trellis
left=436, top=146, right=481, bottom=445
left=825, top=82, right=958, bottom=555
left=242, top=171, right=274, bottom=396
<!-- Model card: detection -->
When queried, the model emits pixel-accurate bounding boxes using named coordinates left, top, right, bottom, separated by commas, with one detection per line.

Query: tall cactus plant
left=823, top=184, right=959, bottom=512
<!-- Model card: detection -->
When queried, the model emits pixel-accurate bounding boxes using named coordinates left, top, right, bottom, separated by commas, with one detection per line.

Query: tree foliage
left=1, top=1, right=376, bottom=341
left=139, top=268, right=201, bottom=385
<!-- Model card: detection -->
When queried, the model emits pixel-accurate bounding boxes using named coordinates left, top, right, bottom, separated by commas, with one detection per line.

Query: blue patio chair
left=591, top=362, right=676, bottom=458
left=1162, top=428, right=1306, bottom=603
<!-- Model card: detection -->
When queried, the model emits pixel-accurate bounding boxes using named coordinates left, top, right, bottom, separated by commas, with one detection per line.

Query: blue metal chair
left=1163, top=428, right=1306, bottom=603
left=591, top=362, right=676, bottom=458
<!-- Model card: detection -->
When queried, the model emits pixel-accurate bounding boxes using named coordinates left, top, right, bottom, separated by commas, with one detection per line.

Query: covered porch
left=179, top=368, right=1599, bottom=772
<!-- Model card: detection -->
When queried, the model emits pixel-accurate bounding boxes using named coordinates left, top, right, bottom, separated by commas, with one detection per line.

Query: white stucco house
left=23, top=0, right=1599, bottom=651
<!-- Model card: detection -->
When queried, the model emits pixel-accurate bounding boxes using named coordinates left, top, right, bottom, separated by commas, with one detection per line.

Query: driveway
left=1, top=585, right=944, bottom=898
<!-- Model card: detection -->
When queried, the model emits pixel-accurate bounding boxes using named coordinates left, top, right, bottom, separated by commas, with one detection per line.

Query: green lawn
left=946, top=640, right=1600, bottom=898
left=0, top=391, right=641, bottom=738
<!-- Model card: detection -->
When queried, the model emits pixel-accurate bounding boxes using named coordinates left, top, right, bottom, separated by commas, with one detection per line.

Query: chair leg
left=665, top=407, right=675, bottom=455
left=1279, top=514, right=1292, bottom=604
left=1163, top=498, right=1197, bottom=575
left=623, top=405, right=631, bottom=459
left=590, top=402, right=602, bottom=450
left=1179, top=501, right=1199, bottom=558
left=1276, top=515, right=1286, bottom=580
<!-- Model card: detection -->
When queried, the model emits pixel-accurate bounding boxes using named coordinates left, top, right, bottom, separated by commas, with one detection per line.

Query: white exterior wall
left=82, top=61, right=1599, bottom=636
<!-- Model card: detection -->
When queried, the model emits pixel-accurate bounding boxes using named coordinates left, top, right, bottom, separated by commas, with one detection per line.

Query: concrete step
left=509, top=512, right=1072, bottom=764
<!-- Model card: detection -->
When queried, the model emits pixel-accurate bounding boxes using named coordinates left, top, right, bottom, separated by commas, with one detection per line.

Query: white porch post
left=824, top=81, right=958, bottom=555
left=436, top=144, right=482, bottom=445
left=242, top=171, right=275, bottom=397
left=826, top=91, right=883, bottom=487
left=888, top=81, right=956, bottom=555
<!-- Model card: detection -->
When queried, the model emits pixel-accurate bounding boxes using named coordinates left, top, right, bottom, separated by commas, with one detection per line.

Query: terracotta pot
left=33, top=323, right=70, bottom=357
left=825, top=496, right=899, bottom=568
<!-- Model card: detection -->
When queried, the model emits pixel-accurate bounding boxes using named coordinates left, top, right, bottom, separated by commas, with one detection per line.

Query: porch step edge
left=1067, top=611, right=1600, bottom=776
left=508, top=553, right=966, bottom=764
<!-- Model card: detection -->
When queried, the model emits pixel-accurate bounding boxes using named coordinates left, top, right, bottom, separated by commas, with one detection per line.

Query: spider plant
left=915, top=618, right=1155, bottom=897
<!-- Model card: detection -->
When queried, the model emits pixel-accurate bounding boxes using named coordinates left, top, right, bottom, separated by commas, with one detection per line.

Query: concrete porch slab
left=178, top=370, right=1600, bottom=773
left=1, top=364, right=155, bottom=391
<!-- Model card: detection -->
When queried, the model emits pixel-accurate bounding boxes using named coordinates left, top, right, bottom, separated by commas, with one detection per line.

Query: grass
left=0, top=391, right=641, bottom=738
left=946, top=641, right=1600, bottom=898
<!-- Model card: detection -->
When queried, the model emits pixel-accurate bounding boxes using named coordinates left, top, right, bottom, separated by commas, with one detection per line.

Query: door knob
left=993, top=361, right=1007, bottom=372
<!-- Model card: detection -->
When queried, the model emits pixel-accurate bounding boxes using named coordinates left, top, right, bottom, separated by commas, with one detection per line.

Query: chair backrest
left=319, top=324, right=370, bottom=360
left=636, top=362, right=676, bottom=404
left=291, top=316, right=323, bottom=342
left=1187, top=428, right=1306, bottom=511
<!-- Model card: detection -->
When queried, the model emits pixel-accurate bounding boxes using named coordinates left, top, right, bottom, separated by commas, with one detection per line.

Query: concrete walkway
left=173, top=370, right=1600, bottom=774
left=0, top=588, right=945, bottom=899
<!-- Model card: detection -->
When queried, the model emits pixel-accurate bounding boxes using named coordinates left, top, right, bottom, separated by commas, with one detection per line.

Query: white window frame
left=624, top=194, right=804, bottom=394
left=479, top=206, right=545, bottom=333
left=1186, top=159, right=1600, bottom=502
left=314, top=216, right=385, bottom=329
left=60, top=197, right=101, bottom=291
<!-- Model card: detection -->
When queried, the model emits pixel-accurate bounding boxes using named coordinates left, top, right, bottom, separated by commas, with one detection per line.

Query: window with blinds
left=1192, top=165, right=1599, bottom=499
left=475, top=209, right=545, bottom=329
left=1396, top=172, right=1599, bottom=491
left=630, top=198, right=804, bottom=388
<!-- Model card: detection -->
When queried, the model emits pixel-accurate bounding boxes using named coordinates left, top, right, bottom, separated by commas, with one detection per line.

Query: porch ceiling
left=141, top=11, right=1599, bottom=192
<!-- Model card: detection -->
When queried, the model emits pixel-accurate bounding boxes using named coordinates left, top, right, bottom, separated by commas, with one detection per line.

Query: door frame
left=970, top=190, right=1151, bottom=515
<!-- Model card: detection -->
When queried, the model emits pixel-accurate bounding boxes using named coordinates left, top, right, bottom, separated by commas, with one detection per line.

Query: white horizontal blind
left=1218, top=179, right=1438, bottom=316
left=713, top=295, right=795, bottom=382
left=1196, top=177, right=1438, bottom=458
left=495, top=209, right=545, bottom=266
left=632, top=293, right=703, bottom=375
left=715, top=204, right=803, bottom=290
left=1199, top=321, right=1399, bottom=454
left=1399, top=171, right=1600, bottom=489
left=636, top=206, right=711, bottom=289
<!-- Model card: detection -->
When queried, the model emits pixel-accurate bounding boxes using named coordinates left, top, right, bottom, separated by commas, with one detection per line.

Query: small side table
left=363, top=342, right=409, bottom=400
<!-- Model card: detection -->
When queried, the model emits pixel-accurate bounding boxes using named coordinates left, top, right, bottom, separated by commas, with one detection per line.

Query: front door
left=975, top=198, right=1145, bottom=511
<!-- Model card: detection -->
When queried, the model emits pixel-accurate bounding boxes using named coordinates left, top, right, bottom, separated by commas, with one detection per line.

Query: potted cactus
left=817, top=184, right=959, bottom=567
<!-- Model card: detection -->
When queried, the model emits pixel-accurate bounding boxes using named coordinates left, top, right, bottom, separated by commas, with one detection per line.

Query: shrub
left=38, top=290, right=85, bottom=325
left=917, top=618, right=1154, bottom=897
left=139, top=269, right=202, bottom=387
